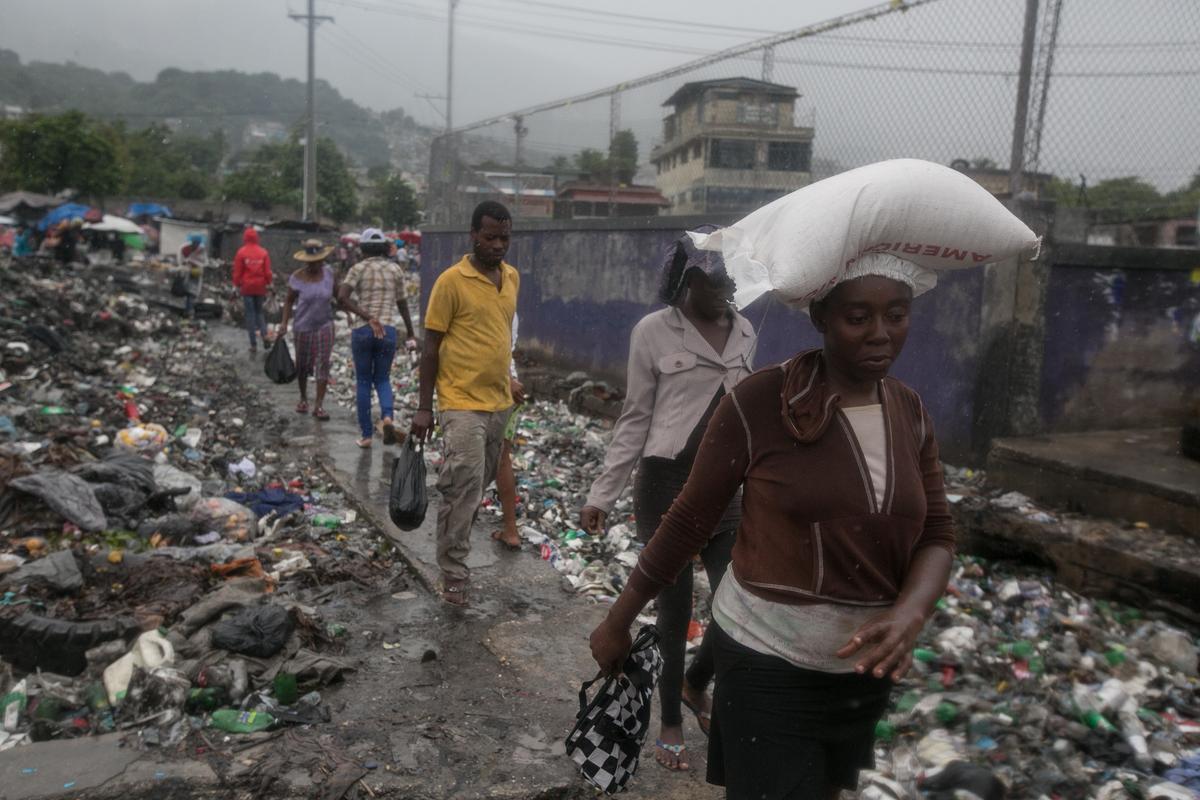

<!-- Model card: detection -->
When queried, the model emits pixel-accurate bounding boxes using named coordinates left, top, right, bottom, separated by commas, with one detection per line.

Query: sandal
left=355, top=437, right=372, bottom=449
left=440, top=578, right=469, bottom=607
left=312, top=408, right=330, bottom=421
left=295, top=401, right=309, bottom=414
left=491, top=530, right=521, bottom=551
left=682, top=696, right=712, bottom=737
left=653, top=740, right=689, bottom=771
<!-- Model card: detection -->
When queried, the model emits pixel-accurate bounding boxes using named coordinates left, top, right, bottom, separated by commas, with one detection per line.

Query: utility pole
left=289, top=1, right=333, bottom=222
left=1008, top=0, right=1039, bottom=198
left=608, top=90, right=621, bottom=217
left=446, top=0, right=460, bottom=133
left=513, top=115, right=527, bottom=217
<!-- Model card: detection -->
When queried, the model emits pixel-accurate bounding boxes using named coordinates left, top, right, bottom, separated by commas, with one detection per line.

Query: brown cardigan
left=627, top=349, right=956, bottom=607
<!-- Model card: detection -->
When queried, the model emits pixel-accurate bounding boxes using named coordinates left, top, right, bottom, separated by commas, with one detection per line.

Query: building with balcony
left=651, top=77, right=814, bottom=216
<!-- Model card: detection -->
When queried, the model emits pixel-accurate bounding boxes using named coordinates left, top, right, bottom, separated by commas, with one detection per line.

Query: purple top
left=289, top=266, right=335, bottom=332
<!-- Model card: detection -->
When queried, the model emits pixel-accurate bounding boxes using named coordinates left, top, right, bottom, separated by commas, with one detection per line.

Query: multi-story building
left=651, top=77, right=814, bottom=216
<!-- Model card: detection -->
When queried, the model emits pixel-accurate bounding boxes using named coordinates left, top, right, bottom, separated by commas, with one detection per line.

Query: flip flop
left=491, top=530, right=521, bottom=551
left=312, top=408, right=330, bottom=421
left=355, top=437, right=372, bottom=449
left=653, top=740, right=689, bottom=771
left=295, top=401, right=309, bottom=414
left=681, top=696, right=712, bottom=737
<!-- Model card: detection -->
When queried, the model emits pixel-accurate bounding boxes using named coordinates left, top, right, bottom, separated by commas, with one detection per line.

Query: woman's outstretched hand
left=835, top=605, right=926, bottom=682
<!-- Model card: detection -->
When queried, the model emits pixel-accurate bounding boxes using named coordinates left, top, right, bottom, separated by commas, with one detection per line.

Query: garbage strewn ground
left=0, top=253, right=1198, bottom=799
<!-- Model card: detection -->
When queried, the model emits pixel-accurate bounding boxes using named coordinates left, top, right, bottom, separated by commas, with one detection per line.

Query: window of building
left=664, top=116, right=676, bottom=141
left=693, top=142, right=702, bottom=159
left=737, top=102, right=777, bottom=126
left=681, top=148, right=689, bottom=164
left=691, top=188, right=706, bottom=204
left=708, top=139, right=757, bottom=170
left=767, top=141, right=812, bottom=172
left=572, top=201, right=592, bottom=218
left=1176, top=224, right=1198, bottom=247
left=705, top=186, right=789, bottom=211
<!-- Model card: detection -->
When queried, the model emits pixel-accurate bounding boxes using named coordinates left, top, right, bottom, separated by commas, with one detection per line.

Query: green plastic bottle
left=913, top=648, right=938, bottom=663
left=312, top=514, right=341, bottom=529
left=210, top=709, right=275, bottom=733
left=1081, top=709, right=1116, bottom=732
left=874, top=719, right=896, bottom=741
left=935, top=701, right=959, bottom=725
left=895, top=690, right=921, bottom=714
left=999, top=641, right=1035, bottom=659
left=186, top=688, right=228, bottom=714
left=1104, top=647, right=1127, bottom=667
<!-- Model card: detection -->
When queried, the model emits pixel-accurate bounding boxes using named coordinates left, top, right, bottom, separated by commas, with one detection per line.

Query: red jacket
left=232, top=229, right=272, bottom=296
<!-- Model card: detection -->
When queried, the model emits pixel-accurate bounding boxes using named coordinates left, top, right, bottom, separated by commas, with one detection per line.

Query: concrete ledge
left=988, top=429, right=1200, bottom=538
left=954, top=500, right=1200, bottom=622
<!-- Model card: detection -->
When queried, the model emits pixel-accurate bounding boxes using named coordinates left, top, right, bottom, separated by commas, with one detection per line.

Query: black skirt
left=707, top=623, right=893, bottom=798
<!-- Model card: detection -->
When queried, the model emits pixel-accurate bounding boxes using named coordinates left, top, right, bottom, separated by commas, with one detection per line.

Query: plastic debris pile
left=0, top=256, right=404, bottom=753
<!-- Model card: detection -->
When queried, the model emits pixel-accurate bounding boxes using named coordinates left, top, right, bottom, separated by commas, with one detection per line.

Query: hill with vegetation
left=0, top=49, right=428, bottom=171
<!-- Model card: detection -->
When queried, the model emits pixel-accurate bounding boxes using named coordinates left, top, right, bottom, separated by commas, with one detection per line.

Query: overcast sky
left=0, top=0, right=855, bottom=126
left=1, top=0, right=1195, bottom=189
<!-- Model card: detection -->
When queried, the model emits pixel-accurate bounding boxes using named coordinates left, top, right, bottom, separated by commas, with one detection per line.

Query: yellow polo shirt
left=424, top=256, right=519, bottom=412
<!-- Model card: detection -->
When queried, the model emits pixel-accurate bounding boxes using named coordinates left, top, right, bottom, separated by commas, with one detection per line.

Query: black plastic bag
left=212, top=605, right=294, bottom=658
left=388, top=439, right=427, bottom=530
left=264, top=337, right=296, bottom=384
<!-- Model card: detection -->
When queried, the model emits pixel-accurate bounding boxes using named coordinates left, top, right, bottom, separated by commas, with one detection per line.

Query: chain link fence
left=428, top=0, right=1199, bottom=245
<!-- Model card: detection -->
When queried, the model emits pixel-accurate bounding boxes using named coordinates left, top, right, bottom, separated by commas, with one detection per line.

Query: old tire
left=0, top=613, right=140, bottom=676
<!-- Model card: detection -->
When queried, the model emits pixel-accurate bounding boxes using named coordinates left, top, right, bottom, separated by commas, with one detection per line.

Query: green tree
left=0, top=111, right=122, bottom=197
left=574, top=148, right=609, bottom=182
left=122, top=124, right=226, bottom=200
left=361, top=169, right=420, bottom=228
left=223, top=135, right=359, bottom=222
left=608, top=130, right=638, bottom=184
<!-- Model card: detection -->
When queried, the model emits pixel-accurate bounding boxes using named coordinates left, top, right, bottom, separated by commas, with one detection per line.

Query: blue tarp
left=37, top=202, right=93, bottom=231
left=126, top=202, right=172, bottom=219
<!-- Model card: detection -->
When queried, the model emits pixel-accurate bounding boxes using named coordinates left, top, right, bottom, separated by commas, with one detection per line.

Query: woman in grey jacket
left=579, top=229, right=756, bottom=771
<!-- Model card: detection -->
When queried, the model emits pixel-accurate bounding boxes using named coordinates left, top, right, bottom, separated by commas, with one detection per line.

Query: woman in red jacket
left=589, top=253, right=955, bottom=800
left=232, top=228, right=274, bottom=353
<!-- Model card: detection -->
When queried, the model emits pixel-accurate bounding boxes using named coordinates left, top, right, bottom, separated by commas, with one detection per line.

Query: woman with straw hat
left=279, top=238, right=338, bottom=420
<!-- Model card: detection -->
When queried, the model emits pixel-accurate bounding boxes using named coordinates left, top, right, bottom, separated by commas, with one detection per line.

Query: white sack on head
left=687, top=159, right=1040, bottom=309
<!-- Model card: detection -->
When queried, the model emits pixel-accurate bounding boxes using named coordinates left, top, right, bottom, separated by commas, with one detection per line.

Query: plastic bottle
left=874, top=719, right=896, bottom=741
left=85, top=683, right=116, bottom=733
left=186, top=688, right=229, bottom=714
left=935, top=701, right=959, bottom=725
left=312, top=514, right=341, bottom=529
left=913, top=648, right=938, bottom=664
left=999, top=641, right=1035, bottom=659
left=210, top=709, right=275, bottom=733
left=2, top=679, right=27, bottom=732
left=103, top=630, right=175, bottom=705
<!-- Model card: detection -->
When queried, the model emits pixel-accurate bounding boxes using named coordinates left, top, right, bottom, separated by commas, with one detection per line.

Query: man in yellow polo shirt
left=411, top=201, right=523, bottom=606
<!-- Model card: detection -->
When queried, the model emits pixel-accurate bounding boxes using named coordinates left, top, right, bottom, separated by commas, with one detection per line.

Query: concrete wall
left=420, top=220, right=1199, bottom=462
left=1039, top=245, right=1200, bottom=432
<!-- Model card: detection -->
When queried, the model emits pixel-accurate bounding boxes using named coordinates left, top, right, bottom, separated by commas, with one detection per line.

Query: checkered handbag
left=565, top=625, right=663, bottom=794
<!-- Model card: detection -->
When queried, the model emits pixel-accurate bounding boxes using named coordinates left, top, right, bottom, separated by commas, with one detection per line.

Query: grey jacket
left=585, top=306, right=757, bottom=513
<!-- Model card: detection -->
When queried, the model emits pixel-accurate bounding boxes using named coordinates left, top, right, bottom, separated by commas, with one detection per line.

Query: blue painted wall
left=422, top=225, right=1198, bottom=458
left=422, top=225, right=984, bottom=457
left=1040, top=266, right=1200, bottom=431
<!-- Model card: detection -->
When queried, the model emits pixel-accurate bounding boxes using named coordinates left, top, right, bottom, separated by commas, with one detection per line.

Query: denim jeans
left=350, top=325, right=397, bottom=438
left=242, top=295, right=268, bottom=347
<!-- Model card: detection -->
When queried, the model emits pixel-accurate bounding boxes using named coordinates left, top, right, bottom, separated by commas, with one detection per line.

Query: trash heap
left=0, top=256, right=400, bottom=753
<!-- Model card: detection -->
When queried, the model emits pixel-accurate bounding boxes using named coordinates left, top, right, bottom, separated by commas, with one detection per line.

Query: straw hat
left=293, top=238, right=334, bottom=262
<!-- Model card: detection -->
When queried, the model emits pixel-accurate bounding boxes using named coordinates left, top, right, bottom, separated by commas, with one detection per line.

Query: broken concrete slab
left=988, top=428, right=1200, bottom=537
left=0, top=733, right=140, bottom=799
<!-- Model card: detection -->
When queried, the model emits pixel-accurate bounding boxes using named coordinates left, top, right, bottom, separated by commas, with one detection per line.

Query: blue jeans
left=351, top=325, right=397, bottom=438
left=243, top=295, right=268, bottom=347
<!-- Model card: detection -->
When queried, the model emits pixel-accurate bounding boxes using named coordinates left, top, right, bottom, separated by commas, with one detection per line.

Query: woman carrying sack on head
left=589, top=252, right=957, bottom=799
left=579, top=228, right=756, bottom=773
left=279, top=239, right=338, bottom=421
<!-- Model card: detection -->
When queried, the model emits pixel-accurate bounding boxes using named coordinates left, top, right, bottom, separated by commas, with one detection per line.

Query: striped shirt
left=343, top=257, right=405, bottom=327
